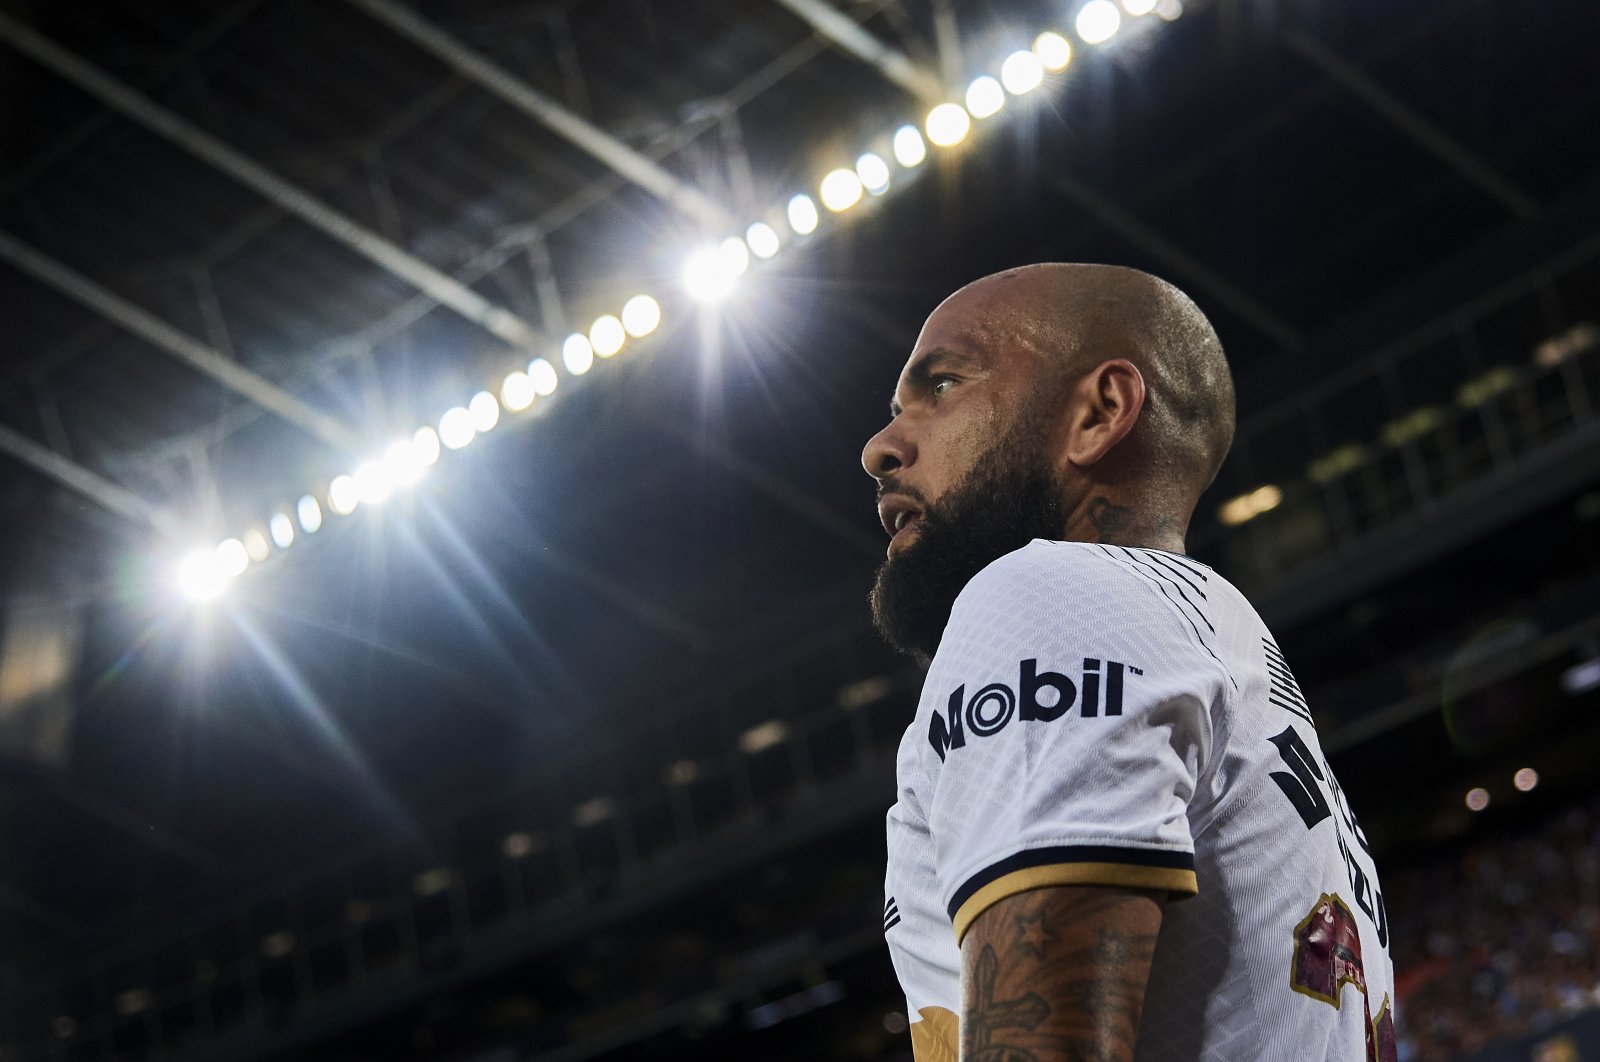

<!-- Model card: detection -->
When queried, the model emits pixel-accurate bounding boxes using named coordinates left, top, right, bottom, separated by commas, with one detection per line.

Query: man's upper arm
left=959, top=884, right=1165, bottom=1062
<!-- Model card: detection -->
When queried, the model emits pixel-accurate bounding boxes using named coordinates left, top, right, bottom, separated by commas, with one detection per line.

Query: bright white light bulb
left=354, top=460, right=394, bottom=505
left=1122, top=0, right=1157, bottom=14
left=528, top=357, right=559, bottom=396
left=177, top=549, right=228, bottom=601
left=1033, top=31, right=1073, bottom=71
left=501, top=370, right=535, bottom=412
left=328, top=475, right=359, bottom=515
left=1001, top=49, right=1045, bottom=94
left=925, top=102, right=972, bottom=147
left=468, top=390, right=500, bottom=431
left=892, top=124, right=926, bottom=167
left=1076, top=0, right=1121, bottom=44
left=269, top=512, right=295, bottom=549
left=621, top=295, right=660, bottom=338
left=856, top=153, right=890, bottom=194
left=786, top=193, right=819, bottom=235
left=590, top=314, right=625, bottom=357
left=412, top=426, right=440, bottom=466
left=682, top=245, right=738, bottom=303
left=820, top=168, right=864, bottom=212
left=438, top=407, right=475, bottom=450
left=965, top=76, right=1005, bottom=119
left=562, top=334, right=595, bottom=376
left=217, top=538, right=249, bottom=577
left=745, top=221, right=780, bottom=259
left=242, top=528, right=270, bottom=563
left=385, top=438, right=425, bottom=487
left=296, top=494, right=322, bottom=533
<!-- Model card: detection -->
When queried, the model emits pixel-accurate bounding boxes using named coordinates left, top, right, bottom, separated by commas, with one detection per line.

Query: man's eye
left=931, top=377, right=956, bottom=399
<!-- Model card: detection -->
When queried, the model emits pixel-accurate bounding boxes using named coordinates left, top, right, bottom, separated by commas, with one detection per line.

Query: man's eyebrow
left=889, top=348, right=981, bottom=416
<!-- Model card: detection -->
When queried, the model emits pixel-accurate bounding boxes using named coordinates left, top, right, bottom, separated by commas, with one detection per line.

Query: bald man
left=866, top=265, right=1395, bottom=1061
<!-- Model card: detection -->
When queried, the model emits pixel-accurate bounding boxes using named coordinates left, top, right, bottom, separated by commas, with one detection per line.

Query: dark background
left=0, top=0, right=1597, bottom=1059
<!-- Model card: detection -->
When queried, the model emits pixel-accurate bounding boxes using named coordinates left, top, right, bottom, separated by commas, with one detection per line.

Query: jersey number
left=1290, top=894, right=1396, bottom=1062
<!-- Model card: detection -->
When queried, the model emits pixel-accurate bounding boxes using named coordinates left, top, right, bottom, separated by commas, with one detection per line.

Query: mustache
left=875, top=481, right=931, bottom=509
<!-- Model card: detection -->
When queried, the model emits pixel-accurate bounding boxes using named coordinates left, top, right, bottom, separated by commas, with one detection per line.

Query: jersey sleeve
left=921, top=543, right=1225, bottom=943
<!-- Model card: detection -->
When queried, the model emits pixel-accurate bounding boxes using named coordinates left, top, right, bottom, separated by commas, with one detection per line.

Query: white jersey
left=884, top=541, right=1395, bottom=1061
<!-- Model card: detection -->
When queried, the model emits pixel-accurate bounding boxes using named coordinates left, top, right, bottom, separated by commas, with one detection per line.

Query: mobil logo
left=928, top=658, right=1140, bottom=761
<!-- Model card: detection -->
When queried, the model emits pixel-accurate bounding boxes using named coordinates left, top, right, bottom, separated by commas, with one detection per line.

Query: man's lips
left=877, top=494, right=924, bottom=550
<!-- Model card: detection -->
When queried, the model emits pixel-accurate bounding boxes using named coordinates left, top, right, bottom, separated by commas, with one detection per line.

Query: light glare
left=1465, top=787, right=1490, bottom=812
left=176, top=549, right=228, bottom=601
left=468, top=390, right=500, bottom=431
left=892, top=124, right=926, bottom=168
left=1156, top=0, right=1182, bottom=20
left=746, top=221, right=780, bottom=259
left=385, top=438, right=425, bottom=486
left=856, top=153, right=890, bottom=194
left=217, top=538, right=249, bottom=576
left=682, top=245, right=739, bottom=303
left=1033, top=31, right=1073, bottom=71
left=1077, top=0, right=1122, bottom=44
left=1122, top=0, right=1158, bottom=13
left=528, top=357, right=559, bottom=396
left=924, top=102, right=971, bottom=147
left=621, top=295, right=661, bottom=337
left=413, top=426, right=440, bottom=466
left=1513, top=768, right=1539, bottom=792
left=242, top=528, right=270, bottom=562
left=328, top=475, right=359, bottom=514
left=591, top=314, right=626, bottom=357
left=965, top=75, right=1005, bottom=119
left=1000, top=50, right=1045, bottom=94
left=269, top=513, right=295, bottom=549
left=562, top=334, right=595, bottom=376
left=438, top=407, right=475, bottom=450
left=296, top=494, right=322, bottom=533
left=354, top=460, right=394, bottom=505
left=501, top=370, right=535, bottom=412
left=719, top=236, right=750, bottom=277
left=786, top=193, right=819, bottom=235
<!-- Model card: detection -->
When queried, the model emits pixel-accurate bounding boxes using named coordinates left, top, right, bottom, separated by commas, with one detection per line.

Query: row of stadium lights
left=1465, top=768, right=1540, bottom=812
left=174, top=0, right=1183, bottom=602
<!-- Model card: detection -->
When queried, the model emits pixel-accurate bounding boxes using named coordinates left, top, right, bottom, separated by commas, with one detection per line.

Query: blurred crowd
left=1391, top=794, right=1600, bottom=1060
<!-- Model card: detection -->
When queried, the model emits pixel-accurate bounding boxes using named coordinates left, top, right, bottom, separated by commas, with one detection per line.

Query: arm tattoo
left=961, top=887, right=1163, bottom=1062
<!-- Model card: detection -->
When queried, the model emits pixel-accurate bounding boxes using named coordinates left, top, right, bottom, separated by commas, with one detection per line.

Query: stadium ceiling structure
left=0, top=0, right=1597, bottom=1057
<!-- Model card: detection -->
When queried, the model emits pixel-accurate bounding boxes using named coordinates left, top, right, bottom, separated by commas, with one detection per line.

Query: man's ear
left=1063, top=359, right=1146, bottom=467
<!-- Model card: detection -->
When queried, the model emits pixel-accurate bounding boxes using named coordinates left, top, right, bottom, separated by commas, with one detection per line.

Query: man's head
left=863, top=263, right=1235, bottom=657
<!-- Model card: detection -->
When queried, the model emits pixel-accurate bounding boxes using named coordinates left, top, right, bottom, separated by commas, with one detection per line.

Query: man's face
left=862, top=291, right=1070, bottom=657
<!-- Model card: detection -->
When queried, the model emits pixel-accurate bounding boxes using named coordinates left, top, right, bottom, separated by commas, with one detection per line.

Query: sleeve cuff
left=949, top=844, right=1199, bottom=943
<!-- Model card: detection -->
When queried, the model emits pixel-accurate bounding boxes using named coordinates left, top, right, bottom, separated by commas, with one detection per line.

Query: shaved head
left=863, top=263, right=1237, bottom=656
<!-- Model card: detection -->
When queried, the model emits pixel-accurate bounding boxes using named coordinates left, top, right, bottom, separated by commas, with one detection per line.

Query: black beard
left=869, top=424, right=1066, bottom=658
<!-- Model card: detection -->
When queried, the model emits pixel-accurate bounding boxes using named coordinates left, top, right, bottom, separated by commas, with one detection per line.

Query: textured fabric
left=884, top=541, right=1395, bottom=1061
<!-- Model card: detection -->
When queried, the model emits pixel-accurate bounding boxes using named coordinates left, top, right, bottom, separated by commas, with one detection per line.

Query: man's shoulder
left=951, top=539, right=1197, bottom=616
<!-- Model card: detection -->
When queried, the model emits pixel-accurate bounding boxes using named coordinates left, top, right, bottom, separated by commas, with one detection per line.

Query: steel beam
left=0, top=419, right=176, bottom=532
left=348, top=0, right=733, bottom=230
left=1284, top=31, right=1539, bottom=221
left=0, top=10, right=541, bottom=349
left=771, top=0, right=943, bottom=102
left=0, top=230, right=361, bottom=452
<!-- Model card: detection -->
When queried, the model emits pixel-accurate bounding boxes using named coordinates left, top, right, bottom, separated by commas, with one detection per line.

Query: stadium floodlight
left=468, top=390, right=500, bottom=432
left=682, top=244, right=739, bottom=303
left=269, top=512, right=295, bottom=549
left=1464, top=787, right=1490, bottom=812
left=438, top=407, right=475, bottom=451
left=786, top=193, right=820, bottom=236
left=1122, top=0, right=1158, bottom=14
left=620, top=295, right=661, bottom=338
left=590, top=314, right=626, bottom=357
left=892, top=124, right=927, bottom=168
left=501, top=370, right=535, bottom=412
left=924, top=102, right=972, bottom=147
left=412, top=426, right=441, bottom=467
left=217, top=537, right=250, bottom=577
left=296, top=494, right=323, bottom=533
left=1156, top=0, right=1182, bottom=19
left=820, top=168, right=864, bottom=212
left=328, top=475, right=359, bottom=515
left=242, top=528, right=270, bottom=563
left=1001, top=49, right=1045, bottom=94
left=719, top=236, right=750, bottom=277
left=562, top=333, right=595, bottom=376
left=354, top=460, right=394, bottom=505
left=856, top=152, right=890, bottom=194
left=1033, top=31, right=1073, bottom=71
left=965, top=75, right=1005, bottom=119
left=1076, top=0, right=1121, bottom=43
left=745, top=221, right=780, bottom=259
left=528, top=357, right=559, bottom=396
left=385, top=438, right=426, bottom=487
left=176, top=548, right=229, bottom=601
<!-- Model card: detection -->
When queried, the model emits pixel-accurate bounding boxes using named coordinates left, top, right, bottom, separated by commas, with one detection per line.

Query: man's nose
left=862, top=422, right=913, bottom=481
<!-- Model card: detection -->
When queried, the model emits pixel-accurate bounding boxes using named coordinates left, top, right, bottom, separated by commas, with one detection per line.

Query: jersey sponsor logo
left=928, top=657, right=1139, bottom=761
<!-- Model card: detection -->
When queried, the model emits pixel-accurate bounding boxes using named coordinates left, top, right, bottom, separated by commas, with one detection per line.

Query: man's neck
left=1067, top=495, right=1188, bottom=554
